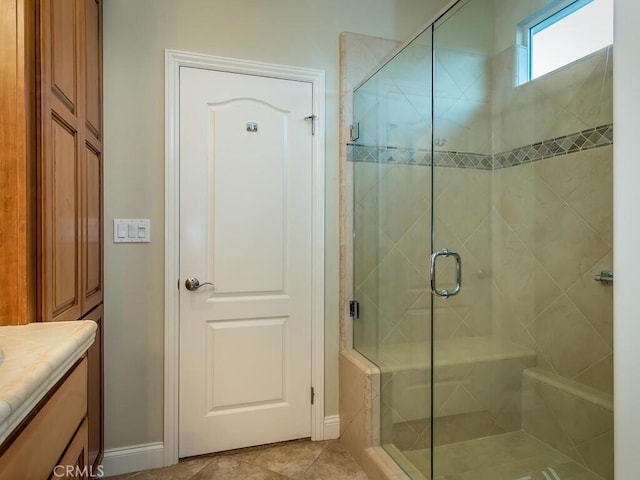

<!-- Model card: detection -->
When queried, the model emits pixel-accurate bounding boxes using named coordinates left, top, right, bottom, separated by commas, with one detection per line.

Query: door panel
left=179, top=67, right=313, bottom=457
left=51, top=117, right=80, bottom=319
left=84, top=0, right=101, bottom=140
left=206, top=318, right=287, bottom=409
left=207, top=101, right=288, bottom=294
left=83, top=146, right=102, bottom=310
left=83, top=305, right=103, bottom=470
left=50, top=0, right=78, bottom=112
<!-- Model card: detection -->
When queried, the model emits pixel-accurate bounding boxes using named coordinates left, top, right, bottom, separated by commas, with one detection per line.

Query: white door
left=178, top=66, right=314, bottom=457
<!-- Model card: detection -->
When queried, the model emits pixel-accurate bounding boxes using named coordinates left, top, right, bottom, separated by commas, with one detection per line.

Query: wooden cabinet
left=0, top=0, right=104, bottom=470
left=83, top=305, right=103, bottom=469
left=40, top=0, right=103, bottom=322
left=0, top=0, right=37, bottom=326
left=39, top=0, right=104, bottom=470
left=0, top=359, right=88, bottom=480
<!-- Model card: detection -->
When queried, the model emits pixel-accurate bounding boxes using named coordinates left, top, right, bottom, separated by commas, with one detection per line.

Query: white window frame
left=516, top=0, right=610, bottom=84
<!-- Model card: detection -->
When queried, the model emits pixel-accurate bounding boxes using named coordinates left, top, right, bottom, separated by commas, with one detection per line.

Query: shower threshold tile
left=401, top=431, right=605, bottom=480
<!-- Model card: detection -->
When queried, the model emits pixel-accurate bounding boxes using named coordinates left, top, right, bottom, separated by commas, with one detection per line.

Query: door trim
left=164, top=49, right=326, bottom=465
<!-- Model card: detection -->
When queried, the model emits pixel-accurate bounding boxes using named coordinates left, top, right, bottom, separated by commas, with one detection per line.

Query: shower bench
left=359, top=336, right=537, bottom=447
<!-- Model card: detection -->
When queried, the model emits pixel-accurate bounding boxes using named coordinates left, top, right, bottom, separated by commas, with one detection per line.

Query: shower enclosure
left=349, top=0, right=613, bottom=478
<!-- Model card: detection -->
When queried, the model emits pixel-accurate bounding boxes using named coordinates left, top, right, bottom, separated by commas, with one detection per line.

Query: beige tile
left=230, top=440, right=327, bottom=478
left=536, top=148, right=613, bottom=247
left=566, top=251, right=614, bottom=348
left=532, top=90, right=587, bottom=145
left=528, top=202, right=610, bottom=291
left=432, top=303, right=465, bottom=341
left=302, top=441, right=369, bottom=480
left=396, top=292, right=431, bottom=344
left=395, top=211, right=431, bottom=272
left=377, top=164, right=430, bottom=243
left=343, top=33, right=399, bottom=92
left=491, top=220, right=561, bottom=326
left=438, top=383, right=483, bottom=417
left=576, top=430, right=614, bottom=480
left=389, top=417, right=422, bottom=451
left=537, top=384, right=612, bottom=446
left=353, top=197, right=395, bottom=288
left=352, top=288, right=380, bottom=350
left=434, top=169, right=492, bottom=244
left=190, top=456, right=289, bottom=480
left=523, top=377, right=575, bottom=455
left=338, top=352, right=367, bottom=434
left=523, top=370, right=613, bottom=478
left=432, top=411, right=496, bottom=446
left=533, top=295, right=611, bottom=379
left=573, top=354, right=613, bottom=395
left=114, top=457, right=213, bottom=480
left=361, top=248, right=427, bottom=329
left=340, top=406, right=372, bottom=466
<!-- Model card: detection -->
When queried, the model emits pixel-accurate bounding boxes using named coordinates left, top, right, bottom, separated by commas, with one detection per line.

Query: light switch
left=114, top=219, right=151, bottom=243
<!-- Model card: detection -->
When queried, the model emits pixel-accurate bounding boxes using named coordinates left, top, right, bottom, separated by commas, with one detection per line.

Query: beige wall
left=103, top=0, right=446, bottom=450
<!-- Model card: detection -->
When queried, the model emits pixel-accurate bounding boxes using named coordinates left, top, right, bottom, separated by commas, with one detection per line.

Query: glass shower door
left=351, top=27, right=435, bottom=479
left=431, top=0, right=614, bottom=478
left=431, top=1, right=500, bottom=477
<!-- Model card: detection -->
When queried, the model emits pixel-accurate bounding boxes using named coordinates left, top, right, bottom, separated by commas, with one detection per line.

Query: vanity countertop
left=0, top=321, right=97, bottom=446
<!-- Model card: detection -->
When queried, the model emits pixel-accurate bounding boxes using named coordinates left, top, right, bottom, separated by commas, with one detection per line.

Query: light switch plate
left=113, top=219, right=151, bottom=243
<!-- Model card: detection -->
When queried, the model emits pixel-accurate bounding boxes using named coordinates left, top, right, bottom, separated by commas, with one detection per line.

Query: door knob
left=185, top=277, right=214, bottom=291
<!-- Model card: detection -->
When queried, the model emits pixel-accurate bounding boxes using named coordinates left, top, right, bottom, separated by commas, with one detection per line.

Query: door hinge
left=349, top=122, right=360, bottom=142
left=304, top=114, right=317, bottom=135
left=349, top=300, right=360, bottom=319
left=311, top=386, right=315, bottom=405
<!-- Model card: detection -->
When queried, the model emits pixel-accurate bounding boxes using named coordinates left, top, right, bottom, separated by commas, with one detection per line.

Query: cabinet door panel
left=85, top=0, right=101, bottom=141
left=51, top=0, right=78, bottom=113
left=83, top=146, right=102, bottom=312
left=55, top=419, right=89, bottom=480
left=51, top=117, right=81, bottom=320
left=83, top=306, right=103, bottom=469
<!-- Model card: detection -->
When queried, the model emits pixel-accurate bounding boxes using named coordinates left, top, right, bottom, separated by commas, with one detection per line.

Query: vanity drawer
left=0, top=358, right=88, bottom=479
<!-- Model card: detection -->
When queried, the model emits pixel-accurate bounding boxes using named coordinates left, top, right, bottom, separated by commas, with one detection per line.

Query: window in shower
left=518, top=0, right=613, bottom=83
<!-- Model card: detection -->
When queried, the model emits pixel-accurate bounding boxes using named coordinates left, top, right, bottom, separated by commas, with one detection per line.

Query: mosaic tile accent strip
left=346, top=145, right=494, bottom=170
left=348, top=124, right=613, bottom=170
left=493, top=124, right=613, bottom=169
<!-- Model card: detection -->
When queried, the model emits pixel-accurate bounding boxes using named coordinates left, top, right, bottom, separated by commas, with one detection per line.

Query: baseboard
left=100, top=418, right=337, bottom=476
left=324, top=414, right=340, bottom=440
left=101, top=442, right=165, bottom=477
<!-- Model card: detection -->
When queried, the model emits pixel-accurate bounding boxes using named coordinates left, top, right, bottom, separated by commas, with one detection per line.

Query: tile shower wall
left=340, top=1, right=613, bottom=477
left=491, top=36, right=613, bottom=479
left=491, top=16, right=614, bottom=398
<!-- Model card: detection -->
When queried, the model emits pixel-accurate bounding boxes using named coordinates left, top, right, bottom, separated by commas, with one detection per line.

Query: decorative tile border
left=346, top=145, right=494, bottom=170
left=493, top=124, right=613, bottom=169
left=347, top=124, right=613, bottom=170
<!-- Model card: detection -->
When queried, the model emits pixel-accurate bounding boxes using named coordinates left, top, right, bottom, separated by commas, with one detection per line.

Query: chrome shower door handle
left=429, top=248, right=462, bottom=298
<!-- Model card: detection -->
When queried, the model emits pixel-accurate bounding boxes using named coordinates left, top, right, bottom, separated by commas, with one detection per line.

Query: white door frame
left=164, top=49, right=326, bottom=466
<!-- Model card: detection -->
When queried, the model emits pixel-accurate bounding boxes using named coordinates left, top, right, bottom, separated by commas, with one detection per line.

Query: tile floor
left=106, top=439, right=368, bottom=480
left=396, top=431, right=605, bottom=480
